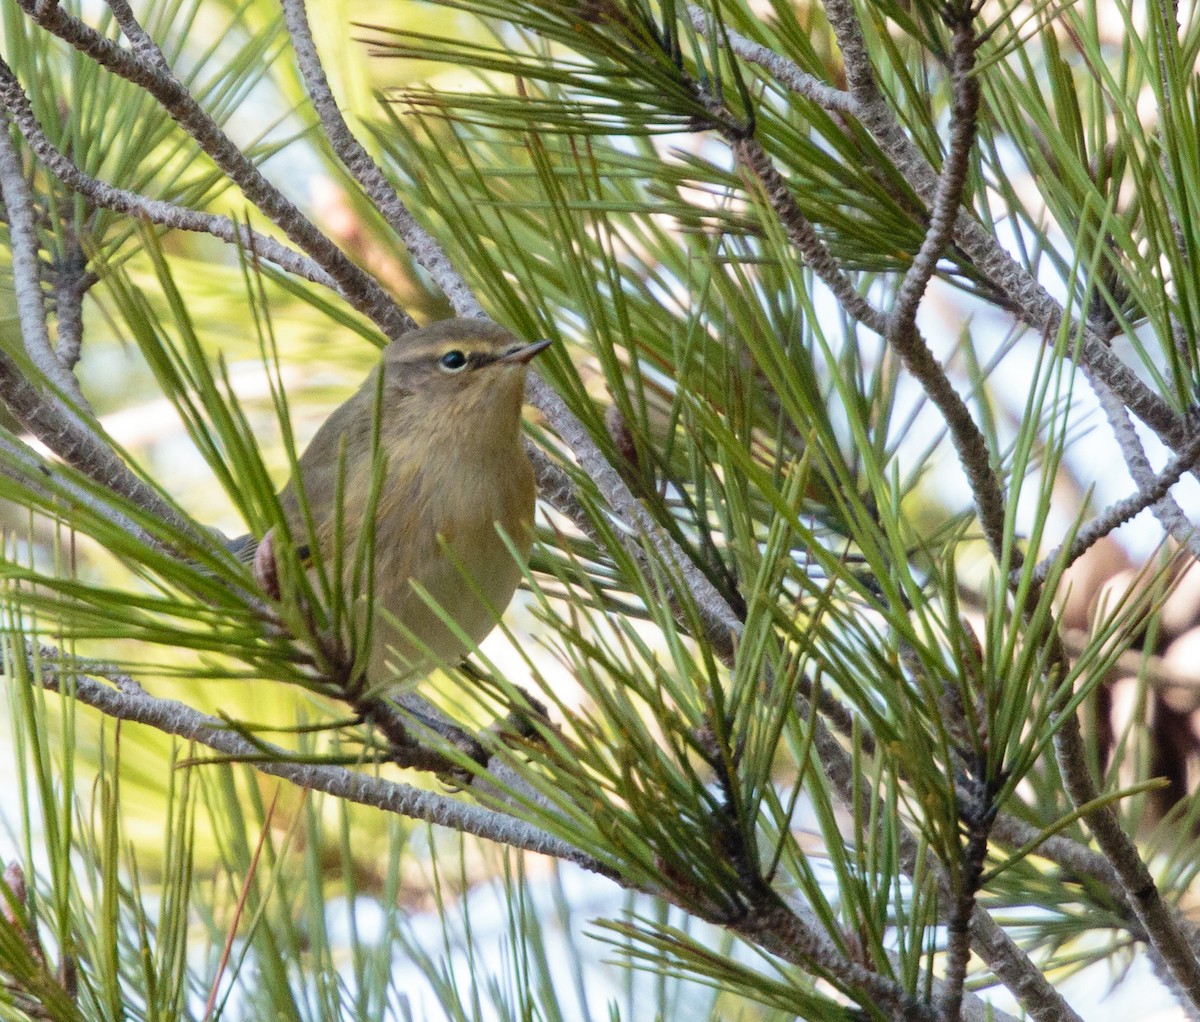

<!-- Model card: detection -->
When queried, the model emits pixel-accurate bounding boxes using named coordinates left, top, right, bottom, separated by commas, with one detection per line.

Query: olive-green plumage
left=268, top=318, right=548, bottom=687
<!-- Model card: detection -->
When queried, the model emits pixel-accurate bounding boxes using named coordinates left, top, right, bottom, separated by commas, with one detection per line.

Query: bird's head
left=382, top=319, right=551, bottom=416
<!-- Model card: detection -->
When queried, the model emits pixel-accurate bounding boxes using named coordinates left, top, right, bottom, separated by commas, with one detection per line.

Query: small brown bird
left=248, top=318, right=550, bottom=690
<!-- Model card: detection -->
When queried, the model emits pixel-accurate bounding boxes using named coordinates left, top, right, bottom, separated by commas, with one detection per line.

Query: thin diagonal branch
left=0, top=350, right=191, bottom=544
left=1086, top=373, right=1200, bottom=562
left=1039, top=385, right=1200, bottom=1001
left=730, top=134, right=887, bottom=334
left=1050, top=689, right=1200, bottom=1010
left=888, top=18, right=979, bottom=336
left=528, top=442, right=598, bottom=542
left=818, top=0, right=880, bottom=103
left=687, top=11, right=1009, bottom=570
left=818, top=0, right=1186, bottom=450
left=0, top=347, right=212, bottom=545
left=530, top=438, right=742, bottom=662
left=0, top=428, right=160, bottom=551
left=1030, top=429, right=1200, bottom=588
left=683, top=5, right=857, bottom=116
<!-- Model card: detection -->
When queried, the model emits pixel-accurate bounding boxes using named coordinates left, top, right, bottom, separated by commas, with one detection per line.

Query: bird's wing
left=226, top=531, right=311, bottom=568
left=226, top=532, right=258, bottom=565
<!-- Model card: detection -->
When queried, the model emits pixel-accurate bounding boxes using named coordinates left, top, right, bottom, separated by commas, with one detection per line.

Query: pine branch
left=1082, top=375, right=1200, bottom=563
left=17, top=0, right=415, bottom=340
left=13, top=641, right=613, bottom=876
left=695, top=0, right=1189, bottom=454
left=1030, top=427, right=1200, bottom=587
left=802, top=689, right=1083, bottom=1022
left=0, top=56, right=339, bottom=292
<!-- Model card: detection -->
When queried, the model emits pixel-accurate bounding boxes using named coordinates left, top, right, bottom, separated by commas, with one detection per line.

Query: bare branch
left=731, top=135, right=886, bottom=334
left=876, top=11, right=1012, bottom=566
left=942, top=785, right=993, bottom=1022
left=888, top=18, right=979, bottom=337
left=530, top=437, right=744, bottom=664
left=1051, top=697, right=1200, bottom=1010
left=683, top=5, right=856, bottom=116
left=966, top=906, right=1080, bottom=1022
left=0, top=107, right=85, bottom=406
left=1030, top=429, right=1200, bottom=588
left=958, top=223, right=1183, bottom=450
left=1087, top=375, right=1200, bottom=562
left=528, top=441, right=598, bottom=541
left=0, top=349, right=204, bottom=542
left=819, top=0, right=881, bottom=105
left=1037, top=388, right=1200, bottom=1001
left=0, top=427, right=161, bottom=550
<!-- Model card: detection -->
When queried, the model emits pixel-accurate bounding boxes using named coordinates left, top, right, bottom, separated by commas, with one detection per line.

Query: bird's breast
left=376, top=438, right=535, bottom=555
left=365, top=440, right=536, bottom=673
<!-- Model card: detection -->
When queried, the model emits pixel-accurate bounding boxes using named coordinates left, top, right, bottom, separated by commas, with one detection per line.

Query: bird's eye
left=439, top=350, right=468, bottom=373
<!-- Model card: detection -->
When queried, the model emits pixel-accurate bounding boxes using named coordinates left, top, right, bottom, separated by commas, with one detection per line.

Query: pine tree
left=1, top=1, right=1199, bottom=1019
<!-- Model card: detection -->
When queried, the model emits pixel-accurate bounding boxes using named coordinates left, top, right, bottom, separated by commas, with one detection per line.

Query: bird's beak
left=498, top=338, right=553, bottom=365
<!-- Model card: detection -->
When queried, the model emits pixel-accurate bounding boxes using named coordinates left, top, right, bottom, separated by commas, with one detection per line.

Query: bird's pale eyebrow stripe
left=388, top=333, right=517, bottom=367
left=392, top=343, right=455, bottom=364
